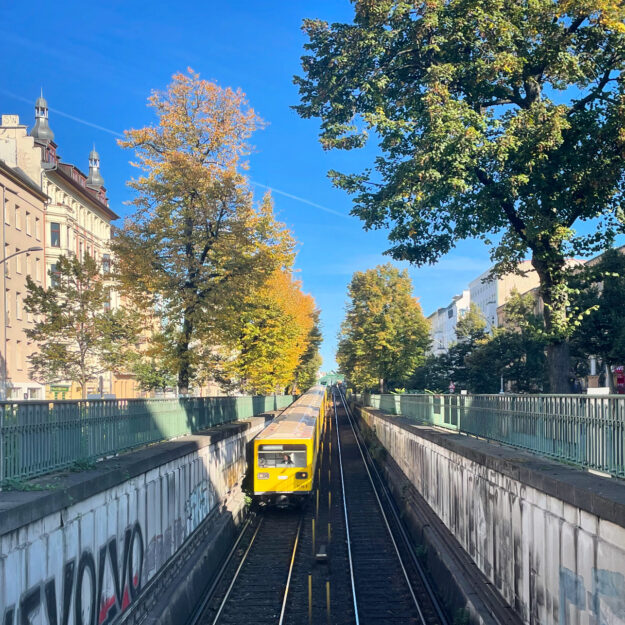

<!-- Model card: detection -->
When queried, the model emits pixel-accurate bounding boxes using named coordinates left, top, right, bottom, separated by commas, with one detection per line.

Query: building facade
left=0, top=157, right=47, bottom=399
left=0, top=98, right=142, bottom=399
left=469, top=261, right=541, bottom=332
left=427, top=290, right=471, bottom=354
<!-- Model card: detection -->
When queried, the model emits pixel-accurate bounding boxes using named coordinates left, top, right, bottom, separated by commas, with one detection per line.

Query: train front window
left=258, top=444, right=307, bottom=468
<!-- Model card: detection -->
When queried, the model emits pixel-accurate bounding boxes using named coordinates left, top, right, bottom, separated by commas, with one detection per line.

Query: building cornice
left=0, top=159, right=48, bottom=202
left=47, top=167, right=119, bottom=221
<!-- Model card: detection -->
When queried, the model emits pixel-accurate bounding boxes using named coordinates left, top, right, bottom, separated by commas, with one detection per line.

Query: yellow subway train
left=253, top=385, right=328, bottom=507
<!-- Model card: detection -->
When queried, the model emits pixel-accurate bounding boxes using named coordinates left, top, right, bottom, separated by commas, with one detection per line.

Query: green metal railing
left=354, top=393, right=625, bottom=478
left=0, top=394, right=294, bottom=482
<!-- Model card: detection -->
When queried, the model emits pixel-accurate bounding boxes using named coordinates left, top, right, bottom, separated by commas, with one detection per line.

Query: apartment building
left=469, top=261, right=542, bottom=332
left=0, top=96, right=130, bottom=399
left=0, top=158, right=47, bottom=399
left=427, top=290, right=470, bottom=354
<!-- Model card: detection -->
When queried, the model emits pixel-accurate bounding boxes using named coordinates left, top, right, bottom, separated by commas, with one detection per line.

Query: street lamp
left=0, top=246, right=43, bottom=265
left=1, top=246, right=44, bottom=400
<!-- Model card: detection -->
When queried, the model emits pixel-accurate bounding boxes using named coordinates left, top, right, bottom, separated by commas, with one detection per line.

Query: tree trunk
left=177, top=314, right=194, bottom=396
left=531, top=249, right=571, bottom=393
left=547, top=342, right=571, bottom=393
left=379, top=378, right=384, bottom=393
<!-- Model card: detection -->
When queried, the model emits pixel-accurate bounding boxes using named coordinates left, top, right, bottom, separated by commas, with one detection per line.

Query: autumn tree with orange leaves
left=113, top=70, right=294, bottom=393
left=213, top=270, right=320, bottom=395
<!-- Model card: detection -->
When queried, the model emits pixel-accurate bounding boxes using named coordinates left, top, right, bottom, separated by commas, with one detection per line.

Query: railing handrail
left=354, top=392, right=625, bottom=478
left=0, top=394, right=295, bottom=483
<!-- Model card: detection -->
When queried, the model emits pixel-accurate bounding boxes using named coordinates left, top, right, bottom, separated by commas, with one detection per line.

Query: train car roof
left=256, top=386, right=325, bottom=441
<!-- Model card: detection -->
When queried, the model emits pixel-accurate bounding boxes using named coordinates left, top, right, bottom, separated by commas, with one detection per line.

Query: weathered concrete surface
left=0, top=416, right=270, bottom=625
left=354, top=404, right=625, bottom=625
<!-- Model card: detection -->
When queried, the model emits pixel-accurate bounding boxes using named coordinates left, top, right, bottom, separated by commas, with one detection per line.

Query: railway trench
left=187, top=388, right=449, bottom=625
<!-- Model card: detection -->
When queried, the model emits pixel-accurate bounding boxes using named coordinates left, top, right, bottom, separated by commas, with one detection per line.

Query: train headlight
left=295, top=472, right=308, bottom=479
left=257, top=472, right=269, bottom=480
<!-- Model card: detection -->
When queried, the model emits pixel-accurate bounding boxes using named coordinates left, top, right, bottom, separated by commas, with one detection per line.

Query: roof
left=257, top=386, right=325, bottom=441
left=48, top=165, right=119, bottom=221
left=0, top=159, right=48, bottom=202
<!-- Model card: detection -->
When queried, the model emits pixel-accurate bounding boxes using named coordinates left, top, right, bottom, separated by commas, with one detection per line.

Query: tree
left=217, top=270, right=317, bottom=394
left=114, top=69, right=294, bottom=393
left=337, top=264, right=430, bottom=392
left=569, top=249, right=625, bottom=390
left=296, top=2, right=625, bottom=391
left=24, top=254, right=138, bottom=398
left=293, top=310, right=323, bottom=391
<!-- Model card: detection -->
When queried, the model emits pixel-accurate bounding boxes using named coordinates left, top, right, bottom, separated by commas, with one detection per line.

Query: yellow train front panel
left=253, top=438, right=314, bottom=495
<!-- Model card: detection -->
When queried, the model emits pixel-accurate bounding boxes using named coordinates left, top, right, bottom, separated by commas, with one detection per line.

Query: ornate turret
left=29, top=90, right=55, bottom=143
left=86, top=145, right=104, bottom=189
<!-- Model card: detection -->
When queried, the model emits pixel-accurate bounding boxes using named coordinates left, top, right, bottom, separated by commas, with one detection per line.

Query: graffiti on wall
left=560, top=566, right=625, bottom=625
left=2, top=522, right=143, bottom=625
left=185, top=480, right=215, bottom=535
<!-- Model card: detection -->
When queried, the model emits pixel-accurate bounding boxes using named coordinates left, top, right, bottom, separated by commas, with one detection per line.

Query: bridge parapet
left=356, top=393, right=625, bottom=478
left=0, top=415, right=271, bottom=625
left=353, top=401, right=625, bottom=625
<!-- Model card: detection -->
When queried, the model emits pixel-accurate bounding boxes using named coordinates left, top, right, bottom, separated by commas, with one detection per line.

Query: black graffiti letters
left=2, top=522, right=144, bottom=625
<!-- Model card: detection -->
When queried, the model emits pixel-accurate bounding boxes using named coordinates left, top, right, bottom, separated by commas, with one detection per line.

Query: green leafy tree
left=114, top=69, right=294, bottom=393
left=296, top=1, right=625, bottom=391
left=24, top=254, right=138, bottom=398
left=569, top=248, right=625, bottom=390
left=294, top=310, right=323, bottom=391
left=337, top=264, right=430, bottom=392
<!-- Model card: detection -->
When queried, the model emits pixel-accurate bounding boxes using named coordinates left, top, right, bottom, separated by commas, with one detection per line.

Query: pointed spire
left=30, top=89, right=54, bottom=143
left=86, top=144, right=104, bottom=189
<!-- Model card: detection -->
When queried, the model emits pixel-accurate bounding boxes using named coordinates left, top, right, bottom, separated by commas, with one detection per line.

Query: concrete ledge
left=120, top=491, right=247, bottom=625
left=357, top=414, right=522, bottom=625
left=0, top=415, right=272, bottom=537
left=362, top=407, right=625, bottom=527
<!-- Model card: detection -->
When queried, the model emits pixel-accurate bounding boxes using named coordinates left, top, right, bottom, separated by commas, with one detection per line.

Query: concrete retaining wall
left=355, top=405, right=625, bottom=625
left=0, top=417, right=268, bottom=625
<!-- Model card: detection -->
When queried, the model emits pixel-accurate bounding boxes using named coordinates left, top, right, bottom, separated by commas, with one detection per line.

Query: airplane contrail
left=251, top=181, right=350, bottom=219
left=0, top=89, right=350, bottom=218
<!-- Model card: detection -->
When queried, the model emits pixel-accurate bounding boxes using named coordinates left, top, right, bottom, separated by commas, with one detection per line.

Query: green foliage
left=413, top=293, right=547, bottom=392
left=337, top=264, right=430, bottom=392
left=296, top=1, right=625, bottom=391
left=569, top=249, right=625, bottom=389
left=24, top=254, right=139, bottom=398
left=131, top=355, right=177, bottom=392
left=294, top=310, right=323, bottom=391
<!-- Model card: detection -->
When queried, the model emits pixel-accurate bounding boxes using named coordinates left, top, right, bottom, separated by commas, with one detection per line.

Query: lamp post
left=1, top=246, right=44, bottom=400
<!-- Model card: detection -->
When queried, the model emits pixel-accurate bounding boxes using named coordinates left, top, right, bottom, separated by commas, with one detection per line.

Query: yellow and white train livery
left=253, top=385, right=327, bottom=507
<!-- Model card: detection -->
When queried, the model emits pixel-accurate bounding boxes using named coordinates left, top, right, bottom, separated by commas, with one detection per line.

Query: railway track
left=189, top=386, right=449, bottom=625
left=331, top=387, right=448, bottom=625
left=190, top=510, right=303, bottom=625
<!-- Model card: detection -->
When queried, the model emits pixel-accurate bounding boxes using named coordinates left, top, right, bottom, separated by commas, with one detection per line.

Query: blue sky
left=0, top=1, right=497, bottom=371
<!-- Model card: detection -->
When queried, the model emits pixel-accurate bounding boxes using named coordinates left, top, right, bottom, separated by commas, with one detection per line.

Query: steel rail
left=277, top=514, right=304, bottom=625
left=211, top=517, right=265, bottom=625
left=336, top=387, right=430, bottom=625
left=186, top=515, right=255, bottom=625
left=338, top=388, right=450, bottom=625
left=332, top=389, right=361, bottom=625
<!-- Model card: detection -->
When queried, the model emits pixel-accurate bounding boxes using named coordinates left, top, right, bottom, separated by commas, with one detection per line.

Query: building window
left=50, top=222, right=61, bottom=247
left=35, top=217, right=41, bottom=240
left=35, top=257, right=41, bottom=282
left=15, top=248, right=22, bottom=274
left=102, top=254, right=111, bottom=274
left=14, top=205, right=20, bottom=230
left=5, top=201, right=9, bottom=226
left=4, top=243, right=9, bottom=277
left=50, top=263, right=59, bottom=287
left=5, top=290, right=10, bottom=326
left=447, top=308, right=454, bottom=318
left=25, top=211, right=31, bottom=236
left=16, top=292, right=22, bottom=320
